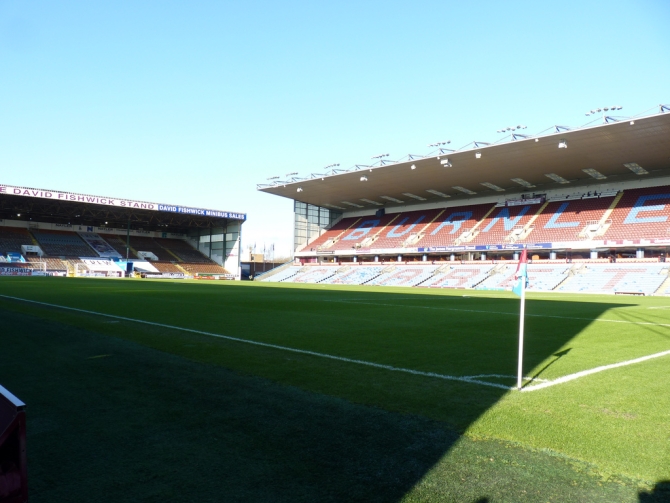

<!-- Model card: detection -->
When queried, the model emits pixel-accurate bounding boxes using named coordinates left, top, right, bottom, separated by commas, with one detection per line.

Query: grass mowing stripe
left=0, top=294, right=511, bottom=391
left=5, top=292, right=669, bottom=394
left=325, top=299, right=670, bottom=328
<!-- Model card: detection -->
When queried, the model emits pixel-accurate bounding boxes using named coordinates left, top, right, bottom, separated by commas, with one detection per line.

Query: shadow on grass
left=639, top=481, right=670, bottom=502
left=0, top=282, right=647, bottom=501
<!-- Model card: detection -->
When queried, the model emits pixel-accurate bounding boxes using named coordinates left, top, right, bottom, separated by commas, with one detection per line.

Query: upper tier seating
left=31, top=230, right=95, bottom=257
left=321, top=212, right=406, bottom=251
left=467, top=204, right=540, bottom=245
left=370, top=209, right=445, bottom=249
left=408, top=203, right=496, bottom=248
left=603, top=186, right=670, bottom=241
left=518, top=197, right=613, bottom=244
left=307, top=218, right=365, bottom=250
left=305, top=185, right=670, bottom=253
left=0, top=227, right=33, bottom=255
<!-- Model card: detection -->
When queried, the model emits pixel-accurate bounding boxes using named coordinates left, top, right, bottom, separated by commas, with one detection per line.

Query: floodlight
left=545, top=173, right=570, bottom=184
left=452, top=186, right=477, bottom=195
left=475, top=152, right=482, bottom=159
left=411, top=164, right=416, bottom=170
left=380, top=195, right=404, bottom=203
left=480, top=182, right=505, bottom=192
left=426, top=189, right=450, bottom=198
left=630, top=120, right=635, bottom=125
left=402, top=193, right=427, bottom=201
left=296, top=187, right=303, bottom=192
left=582, top=168, right=607, bottom=180
left=440, top=159, right=452, bottom=167
left=510, top=178, right=535, bottom=188
left=624, top=163, right=648, bottom=175
left=558, top=140, right=567, bottom=149
left=360, top=176, right=368, bottom=182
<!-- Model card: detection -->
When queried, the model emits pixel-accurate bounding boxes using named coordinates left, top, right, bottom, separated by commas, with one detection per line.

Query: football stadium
left=2, top=107, right=670, bottom=502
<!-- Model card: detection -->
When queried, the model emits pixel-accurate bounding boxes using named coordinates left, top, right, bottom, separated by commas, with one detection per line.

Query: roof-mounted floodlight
left=452, top=186, right=477, bottom=195
left=480, top=182, right=505, bottom=192
left=475, top=152, right=482, bottom=159
left=360, top=198, right=383, bottom=206
left=426, top=189, right=450, bottom=198
left=410, top=164, right=416, bottom=170
left=296, top=187, right=303, bottom=192
left=582, top=168, right=607, bottom=180
left=545, top=173, right=570, bottom=184
left=558, top=140, right=568, bottom=149
left=402, top=193, right=427, bottom=201
left=497, top=125, right=527, bottom=133
left=511, top=178, right=535, bottom=188
left=428, top=141, right=451, bottom=148
left=379, top=195, right=404, bottom=203
left=440, top=159, right=452, bottom=167
left=360, top=175, right=368, bottom=182
left=266, top=176, right=280, bottom=180
left=286, top=172, right=298, bottom=177
left=624, top=162, right=648, bottom=175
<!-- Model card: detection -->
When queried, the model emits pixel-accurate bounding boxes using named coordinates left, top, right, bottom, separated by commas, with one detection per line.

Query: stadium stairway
left=653, top=270, right=670, bottom=295
left=414, top=263, right=451, bottom=286
left=253, top=260, right=296, bottom=281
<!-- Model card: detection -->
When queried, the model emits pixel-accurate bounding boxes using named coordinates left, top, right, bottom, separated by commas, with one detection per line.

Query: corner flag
left=512, top=248, right=528, bottom=296
left=514, top=248, right=528, bottom=390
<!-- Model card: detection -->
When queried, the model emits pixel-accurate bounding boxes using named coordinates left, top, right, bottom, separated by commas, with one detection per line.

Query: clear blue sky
left=1, top=0, right=668, bottom=256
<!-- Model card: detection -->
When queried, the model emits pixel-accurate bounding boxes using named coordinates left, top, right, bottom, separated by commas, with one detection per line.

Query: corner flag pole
left=516, top=267, right=526, bottom=390
left=513, top=247, right=528, bottom=390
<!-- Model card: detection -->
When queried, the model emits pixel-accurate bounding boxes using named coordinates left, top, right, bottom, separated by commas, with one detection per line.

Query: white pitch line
left=0, top=294, right=511, bottom=391
left=4, top=294, right=668, bottom=393
left=521, top=349, right=670, bottom=392
left=323, top=299, right=670, bottom=328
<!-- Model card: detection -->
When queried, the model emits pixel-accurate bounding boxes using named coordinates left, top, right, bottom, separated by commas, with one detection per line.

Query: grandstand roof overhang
left=258, top=111, right=670, bottom=210
left=0, top=185, right=246, bottom=233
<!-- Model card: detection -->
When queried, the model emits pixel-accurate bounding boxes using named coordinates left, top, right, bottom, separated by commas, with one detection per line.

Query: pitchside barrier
left=0, top=385, right=27, bottom=503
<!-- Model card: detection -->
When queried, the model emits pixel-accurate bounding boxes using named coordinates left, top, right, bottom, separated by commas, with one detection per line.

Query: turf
left=0, top=277, right=669, bottom=502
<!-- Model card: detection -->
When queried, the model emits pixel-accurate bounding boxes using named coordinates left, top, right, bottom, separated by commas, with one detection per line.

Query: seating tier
left=604, top=186, right=670, bottom=241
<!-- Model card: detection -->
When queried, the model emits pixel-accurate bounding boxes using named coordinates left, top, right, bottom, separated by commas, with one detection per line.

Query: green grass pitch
left=0, top=277, right=669, bottom=502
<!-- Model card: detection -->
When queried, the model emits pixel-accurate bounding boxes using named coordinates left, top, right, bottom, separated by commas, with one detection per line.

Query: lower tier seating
left=262, top=262, right=670, bottom=295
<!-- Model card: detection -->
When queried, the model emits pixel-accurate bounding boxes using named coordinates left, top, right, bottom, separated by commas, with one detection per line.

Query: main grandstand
left=258, top=105, right=670, bottom=295
left=0, top=185, right=245, bottom=279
